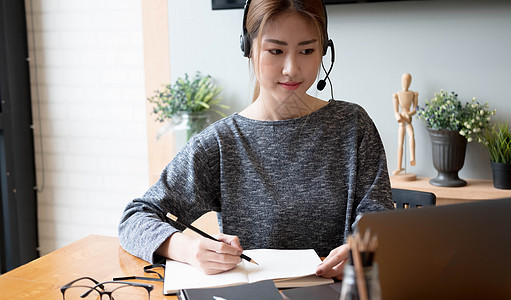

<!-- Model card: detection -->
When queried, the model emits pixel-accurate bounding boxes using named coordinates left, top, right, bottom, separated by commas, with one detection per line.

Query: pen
left=166, top=213, right=259, bottom=265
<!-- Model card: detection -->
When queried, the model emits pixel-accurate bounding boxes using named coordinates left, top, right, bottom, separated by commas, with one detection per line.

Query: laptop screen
left=357, top=198, right=511, bottom=300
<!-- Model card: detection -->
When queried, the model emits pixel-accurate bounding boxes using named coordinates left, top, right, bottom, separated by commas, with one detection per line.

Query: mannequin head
left=401, top=73, right=412, bottom=91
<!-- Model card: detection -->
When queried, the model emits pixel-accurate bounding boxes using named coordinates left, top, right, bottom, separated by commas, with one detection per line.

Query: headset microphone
left=317, top=39, right=335, bottom=91
left=317, top=76, right=328, bottom=91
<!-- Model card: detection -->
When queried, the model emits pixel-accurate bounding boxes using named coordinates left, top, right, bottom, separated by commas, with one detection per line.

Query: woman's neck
left=240, top=94, right=328, bottom=121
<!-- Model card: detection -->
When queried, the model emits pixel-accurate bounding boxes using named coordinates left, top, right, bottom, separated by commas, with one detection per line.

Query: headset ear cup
left=243, top=36, right=251, bottom=58
left=240, top=33, right=250, bottom=58
left=240, top=34, right=250, bottom=57
left=328, top=39, right=334, bottom=61
left=240, top=35, right=250, bottom=58
left=322, top=33, right=331, bottom=56
left=241, top=0, right=252, bottom=57
left=240, top=34, right=247, bottom=57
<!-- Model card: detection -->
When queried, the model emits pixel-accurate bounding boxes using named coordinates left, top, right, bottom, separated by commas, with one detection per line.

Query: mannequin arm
left=392, top=94, right=402, bottom=121
left=408, top=92, right=419, bottom=117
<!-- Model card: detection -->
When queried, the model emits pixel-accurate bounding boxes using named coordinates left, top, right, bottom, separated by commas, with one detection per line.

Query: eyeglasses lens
left=63, top=286, right=101, bottom=299
left=64, top=284, right=150, bottom=299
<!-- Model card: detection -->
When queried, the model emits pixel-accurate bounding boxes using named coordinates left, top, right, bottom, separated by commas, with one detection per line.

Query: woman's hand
left=159, top=232, right=243, bottom=275
left=187, top=233, right=244, bottom=274
left=315, top=244, right=350, bottom=280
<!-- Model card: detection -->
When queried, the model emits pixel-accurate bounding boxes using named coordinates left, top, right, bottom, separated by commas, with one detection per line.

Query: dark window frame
left=0, top=0, right=39, bottom=273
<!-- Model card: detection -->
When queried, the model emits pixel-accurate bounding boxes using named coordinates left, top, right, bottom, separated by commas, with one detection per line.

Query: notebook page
left=243, top=249, right=324, bottom=283
left=164, top=259, right=249, bottom=294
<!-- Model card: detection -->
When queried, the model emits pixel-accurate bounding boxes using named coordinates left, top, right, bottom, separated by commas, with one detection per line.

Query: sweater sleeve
left=118, top=135, right=221, bottom=264
left=350, top=107, right=394, bottom=232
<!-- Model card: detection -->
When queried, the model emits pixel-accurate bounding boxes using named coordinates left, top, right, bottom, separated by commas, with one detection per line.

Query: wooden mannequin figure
left=392, top=73, right=418, bottom=180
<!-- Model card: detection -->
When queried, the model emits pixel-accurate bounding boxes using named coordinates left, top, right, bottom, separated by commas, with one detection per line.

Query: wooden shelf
left=390, top=176, right=511, bottom=206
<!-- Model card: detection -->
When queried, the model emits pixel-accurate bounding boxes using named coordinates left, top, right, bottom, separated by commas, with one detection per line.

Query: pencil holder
left=339, top=263, right=381, bottom=300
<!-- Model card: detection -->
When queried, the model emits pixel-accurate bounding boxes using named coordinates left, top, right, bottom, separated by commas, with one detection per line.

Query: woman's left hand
left=315, top=244, right=350, bottom=280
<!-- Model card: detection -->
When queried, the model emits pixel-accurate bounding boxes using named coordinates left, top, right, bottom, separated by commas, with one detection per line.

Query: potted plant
left=482, top=122, right=511, bottom=189
left=417, top=90, right=495, bottom=187
left=148, top=72, right=228, bottom=147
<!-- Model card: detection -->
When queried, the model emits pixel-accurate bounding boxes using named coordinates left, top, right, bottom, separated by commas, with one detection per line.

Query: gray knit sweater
left=119, top=100, right=394, bottom=264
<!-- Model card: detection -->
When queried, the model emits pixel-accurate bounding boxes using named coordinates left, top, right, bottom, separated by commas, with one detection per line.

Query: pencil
left=351, top=235, right=369, bottom=300
left=166, top=213, right=259, bottom=265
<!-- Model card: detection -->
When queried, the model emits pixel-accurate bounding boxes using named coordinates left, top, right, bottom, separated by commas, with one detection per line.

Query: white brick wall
left=25, top=0, right=149, bottom=255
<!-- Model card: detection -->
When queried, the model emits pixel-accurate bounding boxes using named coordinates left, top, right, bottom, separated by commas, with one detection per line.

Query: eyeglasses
left=113, top=264, right=165, bottom=282
left=60, top=277, right=153, bottom=299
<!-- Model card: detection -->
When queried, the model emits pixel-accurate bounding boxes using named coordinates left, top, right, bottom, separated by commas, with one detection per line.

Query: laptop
left=357, top=198, right=511, bottom=300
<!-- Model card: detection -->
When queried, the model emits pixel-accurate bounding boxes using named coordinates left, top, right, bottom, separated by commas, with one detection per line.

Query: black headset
left=239, top=0, right=335, bottom=93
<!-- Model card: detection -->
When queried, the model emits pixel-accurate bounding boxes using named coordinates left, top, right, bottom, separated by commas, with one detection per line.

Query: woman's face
left=253, top=13, right=322, bottom=104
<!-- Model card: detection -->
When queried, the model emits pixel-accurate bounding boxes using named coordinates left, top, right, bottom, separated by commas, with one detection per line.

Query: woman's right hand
left=158, top=232, right=243, bottom=275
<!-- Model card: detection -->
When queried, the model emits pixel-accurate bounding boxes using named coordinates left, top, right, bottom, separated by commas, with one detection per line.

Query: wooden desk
left=391, top=176, right=511, bottom=206
left=0, top=235, right=175, bottom=300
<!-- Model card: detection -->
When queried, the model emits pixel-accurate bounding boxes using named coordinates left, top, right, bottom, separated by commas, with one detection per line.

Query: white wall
left=168, top=0, right=511, bottom=180
left=26, top=0, right=511, bottom=254
left=25, top=0, right=148, bottom=255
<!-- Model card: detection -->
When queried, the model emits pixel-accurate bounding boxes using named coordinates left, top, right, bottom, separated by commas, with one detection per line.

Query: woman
left=119, top=0, right=393, bottom=280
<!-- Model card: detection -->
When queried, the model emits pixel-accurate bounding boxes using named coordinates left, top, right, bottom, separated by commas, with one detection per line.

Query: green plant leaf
left=147, top=71, right=229, bottom=122
left=483, top=121, right=511, bottom=164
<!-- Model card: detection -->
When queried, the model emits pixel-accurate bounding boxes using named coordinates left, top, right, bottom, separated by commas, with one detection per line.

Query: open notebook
left=164, top=249, right=334, bottom=295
